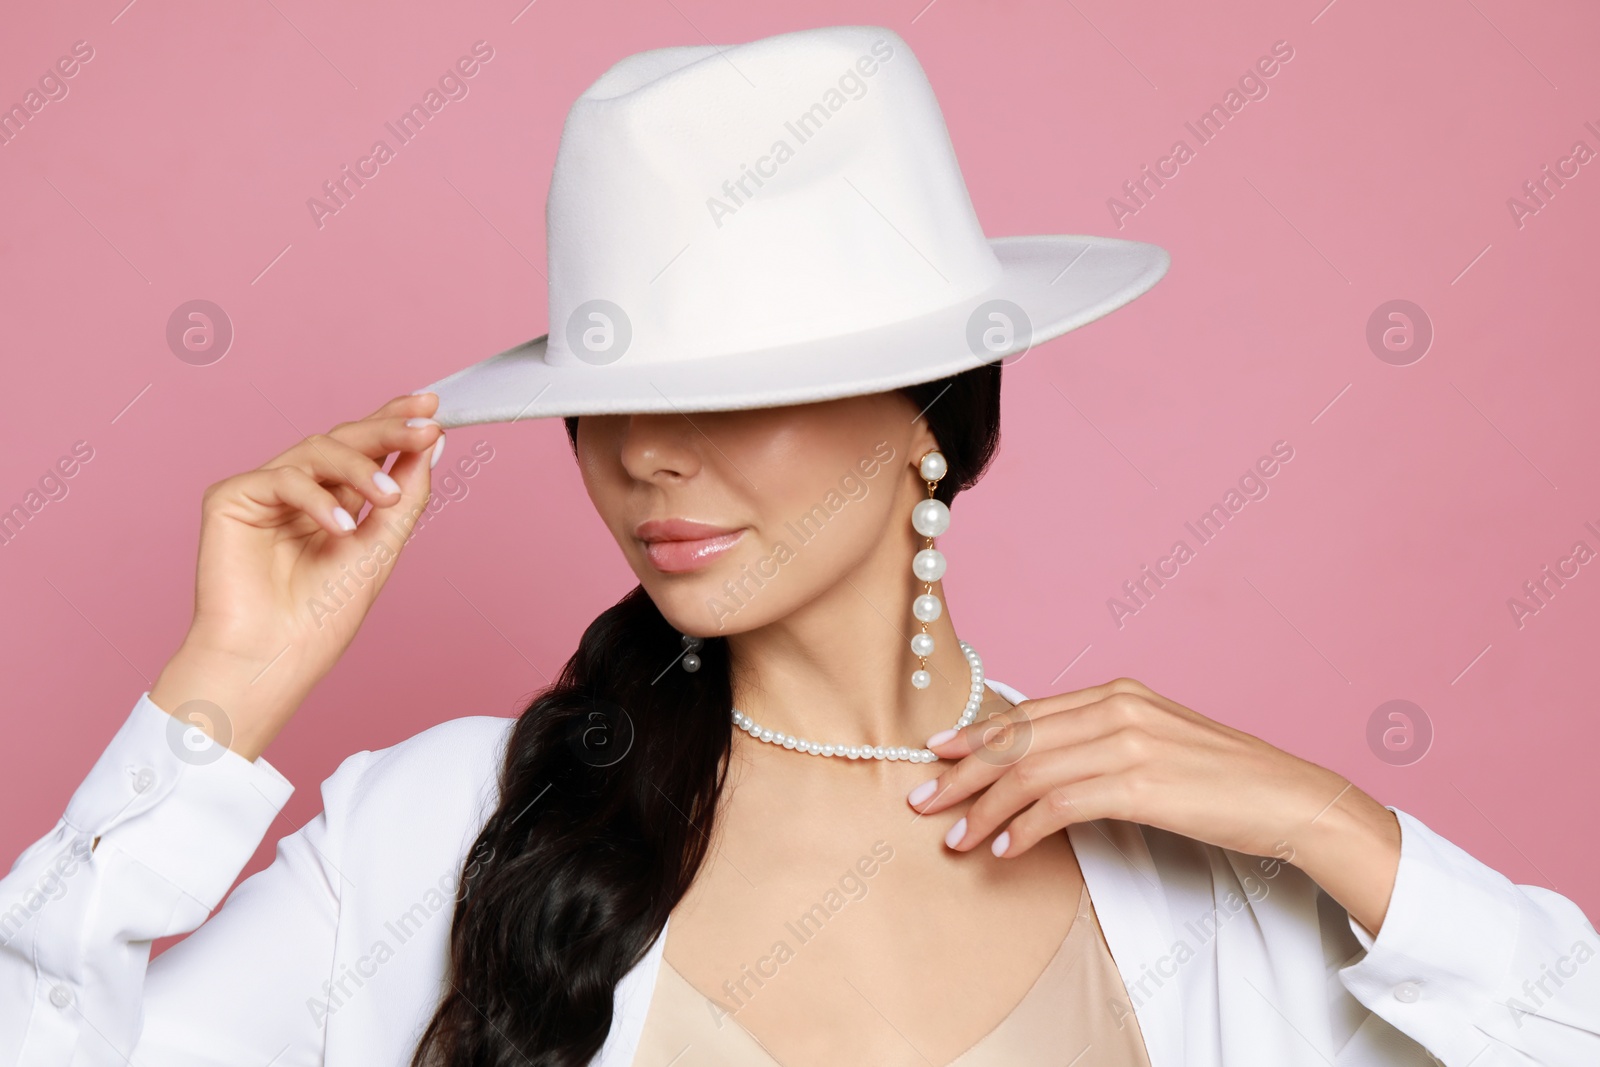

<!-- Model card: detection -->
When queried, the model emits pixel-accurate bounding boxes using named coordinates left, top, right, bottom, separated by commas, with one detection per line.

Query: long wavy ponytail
left=411, top=362, right=1003, bottom=1066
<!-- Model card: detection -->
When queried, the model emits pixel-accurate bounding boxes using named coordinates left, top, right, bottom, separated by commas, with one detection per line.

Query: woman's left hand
left=907, top=677, right=1403, bottom=934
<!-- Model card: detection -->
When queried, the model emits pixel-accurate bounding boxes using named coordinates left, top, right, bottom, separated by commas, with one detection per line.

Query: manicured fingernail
left=409, top=389, right=433, bottom=397
left=332, top=506, right=356, bottom=532
left=372, top=471, right=401, bottom=495
left=907, top=779, right=938, bottom=806
left=992, top=831, right=1011, bottom=857
left=430, top=434, right=447, bottom=469
left=926, top=728, right=958, bottom=748
left=944, top=817, right=967, bottom=849
left=406, top=417, right=440, bottom=429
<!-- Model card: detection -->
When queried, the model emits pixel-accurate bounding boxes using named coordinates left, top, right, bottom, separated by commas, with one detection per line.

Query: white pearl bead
left=912, top=498, right=951, bottom=538
left=910, top=632, right=935, bottom=657
left=919, top=451, right=948, bottom=482
left=730, top=640, right=984, bottom=765
left=913, top=594, right=942, bottom=622
left=912, top=548, right=946, bottom=582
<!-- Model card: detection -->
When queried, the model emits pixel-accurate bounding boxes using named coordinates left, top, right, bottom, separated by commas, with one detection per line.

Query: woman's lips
left=636, top=520, right=746, bottom=574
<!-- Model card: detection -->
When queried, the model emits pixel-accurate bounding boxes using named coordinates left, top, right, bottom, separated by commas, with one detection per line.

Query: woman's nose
left=618, top=413, right=703, bottom=482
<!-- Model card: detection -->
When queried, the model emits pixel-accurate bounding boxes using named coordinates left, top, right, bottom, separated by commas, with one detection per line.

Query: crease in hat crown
left=542, top=25, right=1003, bottom=368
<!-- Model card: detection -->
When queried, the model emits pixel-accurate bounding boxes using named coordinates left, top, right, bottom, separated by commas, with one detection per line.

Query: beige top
left=630, top=883, right=1152, bottom=1066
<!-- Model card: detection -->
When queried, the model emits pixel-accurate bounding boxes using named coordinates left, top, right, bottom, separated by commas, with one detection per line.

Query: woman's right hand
left=148, top=392, right=446, bottom=760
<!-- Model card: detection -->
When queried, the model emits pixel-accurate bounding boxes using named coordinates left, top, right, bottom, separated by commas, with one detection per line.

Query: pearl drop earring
left=680, top=633, right=703, bottom=672
left=909, top=449, right=950, bottom=690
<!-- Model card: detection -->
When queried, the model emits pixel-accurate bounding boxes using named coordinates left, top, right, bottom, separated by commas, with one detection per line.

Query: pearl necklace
left=730, top=640, right=985, bottom=763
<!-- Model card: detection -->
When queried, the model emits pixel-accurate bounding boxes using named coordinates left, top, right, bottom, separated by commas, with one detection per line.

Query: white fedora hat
left=420, top=25, right=1170, bottom=427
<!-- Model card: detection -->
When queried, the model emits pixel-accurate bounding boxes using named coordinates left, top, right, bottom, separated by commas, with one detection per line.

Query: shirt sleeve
left=0, top=693, right=367, bottom=1066
left=1336, top=806, right=1600, bottom=1066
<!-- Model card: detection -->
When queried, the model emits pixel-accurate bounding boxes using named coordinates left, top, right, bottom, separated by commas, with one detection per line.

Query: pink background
left=3, top=0, right=1597, bottom=934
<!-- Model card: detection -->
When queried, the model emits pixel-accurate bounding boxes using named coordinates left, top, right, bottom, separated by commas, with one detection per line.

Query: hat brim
left=421, top=234, right=1169, bottom=428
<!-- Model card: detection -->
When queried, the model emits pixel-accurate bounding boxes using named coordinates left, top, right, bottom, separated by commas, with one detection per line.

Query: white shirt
left=2, top=678, right=1596, bottom=1066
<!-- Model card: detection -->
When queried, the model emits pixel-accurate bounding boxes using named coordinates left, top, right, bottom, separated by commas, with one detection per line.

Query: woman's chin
left=644, top=563, right=784, bottom=638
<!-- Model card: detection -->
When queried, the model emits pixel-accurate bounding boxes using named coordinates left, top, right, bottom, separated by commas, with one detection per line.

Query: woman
left=3, top=24, right=1596, bottom=1067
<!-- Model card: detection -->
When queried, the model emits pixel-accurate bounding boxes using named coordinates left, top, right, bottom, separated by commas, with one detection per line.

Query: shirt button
left=1393, top=980, right=1422, bottom=1003
left=49, top=986, right=73, bottom=1008
left=132, top=766, right=156, bottom=793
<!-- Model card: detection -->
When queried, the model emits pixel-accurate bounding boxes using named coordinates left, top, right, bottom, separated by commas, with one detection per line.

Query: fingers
left=927, top=701, right=1038, bottom=762
left=995, top=779, right=1125, bottom=856
left=227, top=466, right=358, bottom=537
left=257, top=394, right=446, bottom=520
left=262, top=394, right=443, bottom=471
left=916, top=698, right=1127, bottom=811
left=949, top=733, right=1140, bottom=853
left=941, top=678, right=1152, bottom=742
left=328, top=481, right=368, bottom=519
left=269, top=417, right=440, bottom=475
left=254, top=394, right=444, bottom=560
left=262, top=433, right=404, bottom=516
left=327, top=413, right=444, bottom=463
left=360, top=390, right=439, bottom=423
left=906, top=684, right=1167, bottom=860
left=351, top=437, right=434, bottom=553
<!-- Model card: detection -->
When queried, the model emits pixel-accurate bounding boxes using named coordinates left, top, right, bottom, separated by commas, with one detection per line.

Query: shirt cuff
left=1336, top=806, right=1521, bottom=1055
left=60, top=693, right=295, bottom=911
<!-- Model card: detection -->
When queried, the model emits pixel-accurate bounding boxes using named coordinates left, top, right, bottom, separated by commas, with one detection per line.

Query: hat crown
left=543, top=26, right=1002, bottom=367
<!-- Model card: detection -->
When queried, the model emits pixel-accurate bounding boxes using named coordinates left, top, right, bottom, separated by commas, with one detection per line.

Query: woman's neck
left=724, top=562, right=975, bottom=751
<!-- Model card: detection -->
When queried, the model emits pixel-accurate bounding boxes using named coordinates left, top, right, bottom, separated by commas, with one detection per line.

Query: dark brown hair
left=411, top=362, right=1002, bottom=1065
